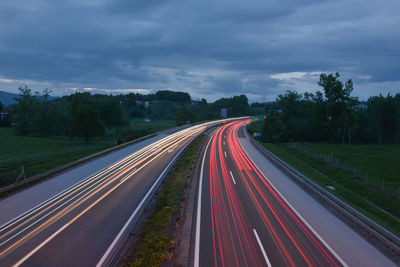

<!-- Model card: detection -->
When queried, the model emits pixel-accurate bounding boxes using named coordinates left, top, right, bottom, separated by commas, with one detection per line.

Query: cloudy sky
left=0, top=0, right=399, bottom=102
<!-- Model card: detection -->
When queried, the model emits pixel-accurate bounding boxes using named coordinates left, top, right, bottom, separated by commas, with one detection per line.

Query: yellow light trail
left=0, top=124, right=208, bottom=261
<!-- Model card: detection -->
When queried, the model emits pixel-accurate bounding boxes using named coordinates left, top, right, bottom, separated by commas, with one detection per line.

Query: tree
left=99, top=98, right=126, bottom=127
left=367, top=94, right=399, bottom=146
left=175, top=106, right=196, bottom=125
left=318, top=73, right=357, bottom=142
left=32, top=89, right=53, bottom=135
left=262, top=112, right=282, bottom=143
left=155, top=90, right=191, bottom=103
left=69, top=104, right=105, bottom=143
left=14, top=86, right=38, bottom=135
left=212, top=95, right=249, bottom=117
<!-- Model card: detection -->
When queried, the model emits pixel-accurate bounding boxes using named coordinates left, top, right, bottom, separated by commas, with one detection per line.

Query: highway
left=0, top=122, right=215, bottom=266
left=190, top=120, right=397, bottom=267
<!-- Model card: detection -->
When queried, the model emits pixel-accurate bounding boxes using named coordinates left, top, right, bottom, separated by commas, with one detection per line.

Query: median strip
left=122, top=135, right=206, bottom=267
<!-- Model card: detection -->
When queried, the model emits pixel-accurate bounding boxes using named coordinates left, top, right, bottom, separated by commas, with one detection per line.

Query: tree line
left=4, top=87, right=250, bottom=142
left=6, top=72, right=397, bottom=145
left=260, top=73, right=400, bottom=146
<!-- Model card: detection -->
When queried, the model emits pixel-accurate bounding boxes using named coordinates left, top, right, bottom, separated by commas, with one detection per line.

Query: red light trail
left=198, top=120, right=344, bottom=267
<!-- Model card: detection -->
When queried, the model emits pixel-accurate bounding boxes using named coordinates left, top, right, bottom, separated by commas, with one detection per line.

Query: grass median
left=124, top=135, right=205, bottom=267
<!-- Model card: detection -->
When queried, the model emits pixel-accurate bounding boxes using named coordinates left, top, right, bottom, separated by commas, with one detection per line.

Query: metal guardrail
left=245, top=128, right=400, bottom=256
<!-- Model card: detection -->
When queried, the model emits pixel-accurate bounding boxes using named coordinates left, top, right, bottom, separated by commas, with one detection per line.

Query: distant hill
left=0, top=90, right=59, bottom=106
left=0, top=91, right=18, bottom=106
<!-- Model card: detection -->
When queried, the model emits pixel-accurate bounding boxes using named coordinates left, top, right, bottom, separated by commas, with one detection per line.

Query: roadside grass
left=0, top=120, right=176, bottom=188
left=0, top=127, right=110, bottom=162
left=297, top=142, right=400, bottom=195
left=125, top=135, right=205, bottom=267
left=247, top=120, right=400, bottom=237
left=259, top=142, right=400, bottom=237
left=0, top=128, right=111, bottom=187
left=130, top=119, right=176, bottom=134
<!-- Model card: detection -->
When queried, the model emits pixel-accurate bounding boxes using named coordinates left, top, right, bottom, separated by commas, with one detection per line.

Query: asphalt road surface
left=190, top=120, right=397, bottom=267
left=0, top=123, right=215, bottom=266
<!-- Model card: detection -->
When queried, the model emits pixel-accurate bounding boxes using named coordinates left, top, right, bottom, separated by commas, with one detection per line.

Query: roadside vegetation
left=247, top=72, right=400, bottom=237
left=124, top=135, right=205, bottom=267
left=0, top=120, right=174, bottom=188
left=0, top=86, right=251, bottom=189
left=262, top=141, right=400, bottom=237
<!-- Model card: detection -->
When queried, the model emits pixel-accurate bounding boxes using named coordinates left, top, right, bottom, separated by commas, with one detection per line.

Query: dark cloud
left=0, top=0, right=399, bottom=102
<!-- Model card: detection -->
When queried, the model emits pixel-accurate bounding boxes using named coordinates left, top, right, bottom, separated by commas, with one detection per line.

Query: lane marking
left=194, top=132, right=215, bottom=267
left=13, top=129, right=205, bottom=266
left=1, top=133, right=191, bottom=249
left=96, top=140, right=194, bottom=267
left=223, top=141, right=225, bottom=146
left=253, top=228, right=272, bottom=267
left=238, top=127, right=348, bottom=267
left=224, top=151, right=227, bottom=158
left=5, top=120, right=229, bottom=265
left=229, top=170, right=236, bottom=185
left=0, top=131, right=183, bottom=231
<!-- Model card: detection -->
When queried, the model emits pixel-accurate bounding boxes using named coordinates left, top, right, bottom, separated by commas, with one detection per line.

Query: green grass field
left=0, top=128, right=110, bottom=162
left=130, top=119, right=177, bottom=134
left=247, top=120, right=400, bottom=237
left=296, top=142, right=400, bottom=194
left=0, top=120, right=177, bottom=188
left=0, top=127, right=113, bottom=187
left=262, top=142, right=400, bottom=237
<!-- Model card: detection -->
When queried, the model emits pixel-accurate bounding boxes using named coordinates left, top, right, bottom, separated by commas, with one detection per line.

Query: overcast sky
left=0, top=0, right=399, bottom=102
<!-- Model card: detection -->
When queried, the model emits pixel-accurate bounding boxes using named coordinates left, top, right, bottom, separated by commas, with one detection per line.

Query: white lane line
left=120, top=168, right=137, bottom=182
left=223, top=141, right=225, bottom=146
left=253, top=229, right=272, bottom=267
left=14, top=130, right=203, bottom=267
left=239, top=127, right=348, bottom=267
left=194, top=132, right=215, bottom=267
left=97, top=132, right=206, bottom=267
left=224, top=151, right=227, bottom=158
left=229, top=170, right=236, bottom=185
left=0, top=132, right=176, bottom=231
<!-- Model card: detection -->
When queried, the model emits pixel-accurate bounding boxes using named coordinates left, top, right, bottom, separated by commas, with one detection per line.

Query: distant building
left=221, top=108, right=227, bottom=118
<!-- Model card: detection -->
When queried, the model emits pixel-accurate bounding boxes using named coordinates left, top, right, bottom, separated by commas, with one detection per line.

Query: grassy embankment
left=0, top=120, right=176, bottom=188
left=130, top=119, right=177, bottom=133
left=248, top=121, right=400, bottom=237
left=125, top=135, right=205, bottom=267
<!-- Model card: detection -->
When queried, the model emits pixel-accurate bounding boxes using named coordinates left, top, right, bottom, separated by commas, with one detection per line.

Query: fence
left=287, top=142, right=400, bottom=201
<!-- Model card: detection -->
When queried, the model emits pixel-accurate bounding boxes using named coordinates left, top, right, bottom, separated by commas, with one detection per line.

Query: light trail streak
left=208, top=122, right=263, bottom=266
left=0, top=123, right=211, bottom=262
left=200, top=119, right=344, bottom=266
